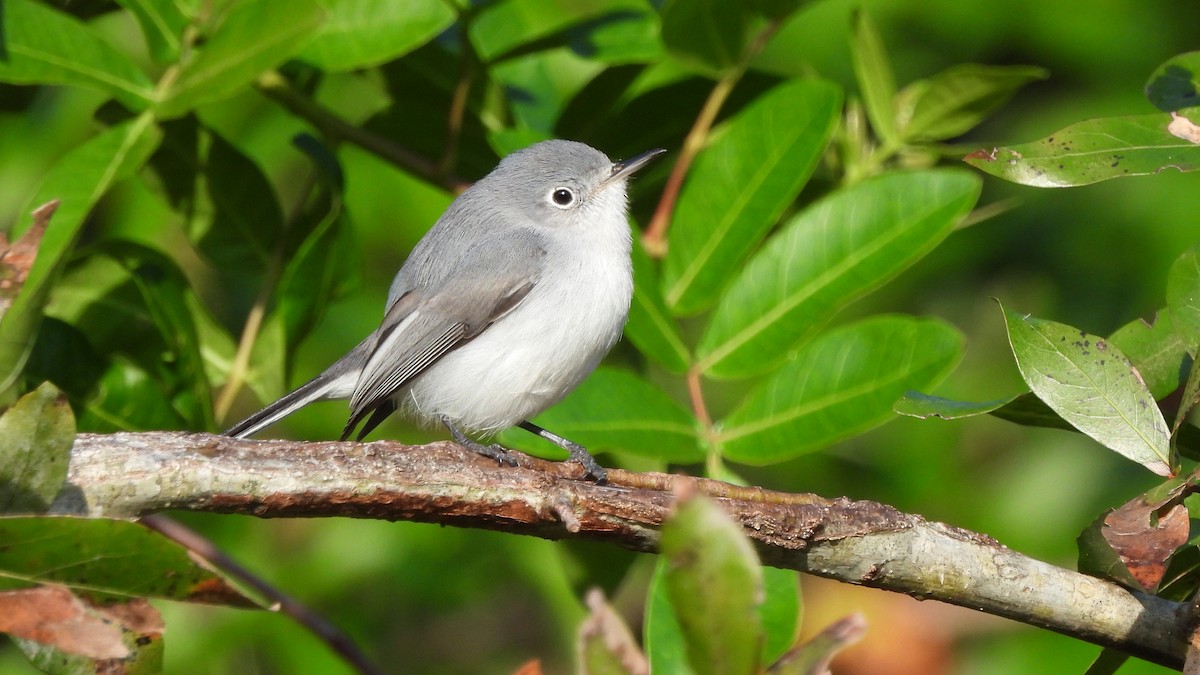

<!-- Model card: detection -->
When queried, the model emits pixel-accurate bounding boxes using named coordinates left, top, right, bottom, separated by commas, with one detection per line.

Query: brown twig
left=59, top=432, right=1191, bottom=670
left=641, top=19, right=783, bottom=257
left=138, top=514, right=385, bottom=675
left=255, top=71, right=467, bottom=193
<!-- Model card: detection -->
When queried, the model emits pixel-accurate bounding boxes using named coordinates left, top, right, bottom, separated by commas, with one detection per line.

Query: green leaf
left=76, top=357, right=187, bottom=433
left=1167, top=245, right=1200, bottom=351
left=1172, top=356, right=1200, bottom=439
left=110, top=245, right=215, bottom=429
left=157, top=0, right=325, bottom=117
left=1001, top=304, right=1173, bottom=475
left=987, top=393, right=1079, bottom=431
left=898, top=64, right=1048, bottom=142
left=697, top=170, right=978, bottom=378
left=895, top=390, right=1081, bottom=432
left=568, top=7, right=664, bottom=65
left=646, top=558, right=697, bottom=675
left=468, top=0, right=621, bottom=64
left=197, top=132, right=285, bottom=275
left=0, top=516, right=259, bottom=607
left=115, top=0, right=190, bottom=63
left=893, top=390, right=1017, bottom=420
left=660, top=492, right=763, bottom=675
left=299, top=0, right=455, bottom=71
left=626, top=239, right=691, bottom=373
left=759, top=567, right=800, bottom=665
left=850, top=9, right=898, bottom=143
left=0, top=0, right=155, bottom=110
left=1145, top=51, right=1200, bottom=113
left=717, top=316, right=962, bottom=464
left=964, top=114, right=1200, bottom=187
left=500, top=368, right=702, bottom=463
left=0, top=116, right=163, bottom=398
left=664, top=79, right=842, bottom=315
left=0, top=383, right=74, bottom=514
left=1109, top=310, right=1190, bottom=399
left=767, top=614, right=866, bottom=674
left=660, top=0, right=752, bottom=76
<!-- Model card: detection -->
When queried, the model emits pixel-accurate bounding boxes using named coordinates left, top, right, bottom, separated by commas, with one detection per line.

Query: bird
left=224, top=140, right=665, bottom=482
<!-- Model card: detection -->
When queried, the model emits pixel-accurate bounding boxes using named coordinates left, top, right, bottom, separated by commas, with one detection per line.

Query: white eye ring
left=550, top=187, right=575, bottom=208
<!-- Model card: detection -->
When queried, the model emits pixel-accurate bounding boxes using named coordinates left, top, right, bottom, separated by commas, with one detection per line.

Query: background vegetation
left=1, top=0, right=1199, bottom=673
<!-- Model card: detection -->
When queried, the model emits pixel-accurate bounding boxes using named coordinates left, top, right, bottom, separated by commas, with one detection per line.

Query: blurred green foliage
left=1, top=0, right=1199, bottom=672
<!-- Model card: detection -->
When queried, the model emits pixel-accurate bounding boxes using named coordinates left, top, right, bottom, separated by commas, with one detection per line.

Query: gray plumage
left=225, top=140, right=664, bottom=480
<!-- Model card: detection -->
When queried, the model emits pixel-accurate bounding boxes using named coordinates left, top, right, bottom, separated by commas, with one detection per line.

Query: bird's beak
left=604, top=148, right=667, bottom=188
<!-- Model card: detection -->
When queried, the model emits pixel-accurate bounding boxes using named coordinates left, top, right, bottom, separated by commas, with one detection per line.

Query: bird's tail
left=223, top=336, right=374, bottom=438
left=224, top=373, right=343, bottom=438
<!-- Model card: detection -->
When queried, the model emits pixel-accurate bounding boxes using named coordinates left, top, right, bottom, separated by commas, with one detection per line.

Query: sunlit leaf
left=898, top=64, right=1048, bottom=142
left=664, top=80, right=841, bottom=315
left=568, top=8, right=663, bottom=65
left=0, top=383, right=74, bottom=514
left=718, top=316, right=962, bottom=463
left=660, top=492, right=763, bottom=675
left=760, top=567, right=800, bottom=665
left=157, top=0, right=325, bottom=117
left=0, top=516, right=259, bottom=607
left=1109, top=309, right=1190, bottom=399
left=626, top=240, right=691, bottom=373
left=469, top=0, right=622, bottom=63
left=964, top=114, right=1200, bottom=187
left=697, top=170, right=978, bottom=378
left=1001, top=304, right=1173, bottom=475
left=1145, top=51, right=1200, bottom=113
left=646, top=558, right=696, bottom=675
left=1167, top=245, right=1200, bottom=351
left=299, top=0, right=455, bottom=71
left=0, top=116, right=162, bottom=398
left=0, top=0, right=155, bottom=110
left=850, top=9, right=898, bottom=143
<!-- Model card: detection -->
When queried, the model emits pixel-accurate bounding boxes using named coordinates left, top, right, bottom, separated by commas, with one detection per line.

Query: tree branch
left=59, top=432, right=1190, bottom=670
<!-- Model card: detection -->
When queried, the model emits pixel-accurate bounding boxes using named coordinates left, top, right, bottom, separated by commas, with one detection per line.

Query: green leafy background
left=2, top=0, right=1198, bottom=672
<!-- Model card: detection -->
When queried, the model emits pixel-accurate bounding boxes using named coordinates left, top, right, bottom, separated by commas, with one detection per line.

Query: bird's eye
left=550, top=188, right=575, bottom=207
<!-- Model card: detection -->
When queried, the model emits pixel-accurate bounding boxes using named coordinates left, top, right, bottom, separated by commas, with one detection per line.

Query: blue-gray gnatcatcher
left=225, top=140, right=665, bottom=482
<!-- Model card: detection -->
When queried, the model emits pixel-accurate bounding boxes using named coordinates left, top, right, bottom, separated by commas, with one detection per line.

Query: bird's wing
left=342, top=229, right=547, bottom=439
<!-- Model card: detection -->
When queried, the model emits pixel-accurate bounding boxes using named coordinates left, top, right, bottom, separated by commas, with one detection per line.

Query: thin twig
left=255, top=71, right=467, bottom=193
left=139, top=514, right=385, bottom=675
left=641, top=19, right=783, bottom=257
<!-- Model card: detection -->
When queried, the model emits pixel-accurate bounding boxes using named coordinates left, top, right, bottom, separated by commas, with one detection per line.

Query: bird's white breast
left=403, top=214, right=633, bottom=432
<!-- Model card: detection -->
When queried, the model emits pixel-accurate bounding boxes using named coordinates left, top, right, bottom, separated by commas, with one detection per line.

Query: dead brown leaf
left=0, top=199, right=58, bottom=315
left=0, top=585, right=129, bottom=659
left=1103, top=486, right=1192, bottom=591
left=578, top=587, right=649, bottom=675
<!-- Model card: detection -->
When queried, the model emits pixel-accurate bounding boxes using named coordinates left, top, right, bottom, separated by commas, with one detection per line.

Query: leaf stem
left=688, top=366, right=724, bottom=477
left=641, top=18, right=782, bottom=258
left=255, top=71, right=467, bottom=193
left=213, top=169, right=318, bottom=423
left=438, top=20, right=479, bottom=178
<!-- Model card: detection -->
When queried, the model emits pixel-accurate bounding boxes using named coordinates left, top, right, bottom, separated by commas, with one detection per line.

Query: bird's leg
left=442, top=417, right=518, bottom=466
left=518, top=421, right=607, bottom=483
